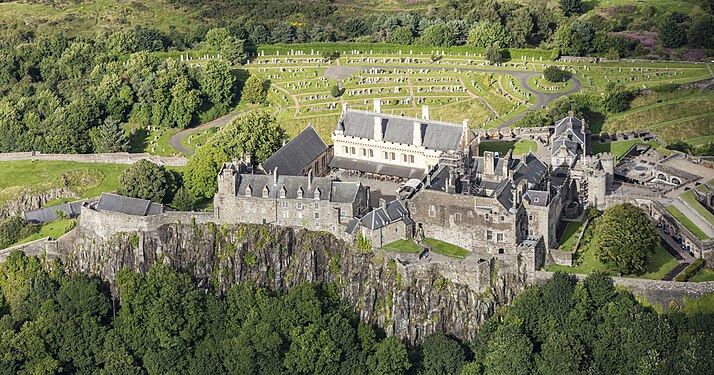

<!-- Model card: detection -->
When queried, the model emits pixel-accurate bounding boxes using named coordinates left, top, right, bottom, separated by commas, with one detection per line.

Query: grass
left=479, top=140, right=537, bottom=156
left=683, top=293, right=714, bottom=315
left=423, top=238, right=470, bottom=258
left=667, top=205, right=709, bottom=240
left=559, top=221, right=585, bottom=252
left=680, top=190, right=714, bottom=227
left=126, top=126, right=183, bottom=157
left=548, top=244, right=678, bottom=280
left=591, top=139, right=661, bottom=160
left=0, top=160, right=130, bottom=206
left=689, top=267, right=714, bottom=282
left=10, top=218, right=76, bottom=247
left=382, top=239, right=422, bottom=253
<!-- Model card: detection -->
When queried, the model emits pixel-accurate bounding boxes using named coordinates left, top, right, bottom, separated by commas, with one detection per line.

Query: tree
left=484, top=321, right=534, bottom=375
left=467, top=22, right=513, bottom=48
left=688, top=15, right=714, bottom=49
left=602, top=83, right=634, bottom=113
left=172, top=187, right=195, bottom=211
left=330, top=85, right=341, bottom=98
left=221, top=36, right=247, bottom=65
left=555, top=21, right=595, bottom=56
left=184, top=110, right=285, bottom=198
left=204, top=28, right=230, bottom=50
left=199, top=60, right=236, bottom=110
left=367, top=336, right=410, bottom=375
left=543, top=66, right=564, bottom=82
left=559, top=0, right=582, bottom=16
left=389, top=26, right=414, bottom=45
left=90, top=116, right=129, bottom=153
left=485, top=43, right=503, bottom=64
left=660, top=13, right=688, bottom=48
left=242, top=75, right=268, bottom=104
left=421, top=333, right=467, bottom=375
left=594, top=203, right=659, bottom=275
left=420, top=24, right=455, bottom=47
left=117, top=159, right=171, bottom=203
left=536, top=332, right=586, bottom=374
left=0, top=216, right=29, bottom=248
left=506, top=8, right=534, bottom=48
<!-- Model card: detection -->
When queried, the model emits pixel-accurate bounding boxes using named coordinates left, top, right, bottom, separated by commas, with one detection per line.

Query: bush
left=330, top=85, right=341, bottom=98
left=117, top=159, right=171, bottom=203
left=0, top=217, right=32, bottom=249
left=543, top=66, right=564, bottom=82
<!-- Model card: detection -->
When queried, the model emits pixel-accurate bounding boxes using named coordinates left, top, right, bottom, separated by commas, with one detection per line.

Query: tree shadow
left=583, top=108, right=606, bottom=134
left=128, top=127, right=148, bottom=153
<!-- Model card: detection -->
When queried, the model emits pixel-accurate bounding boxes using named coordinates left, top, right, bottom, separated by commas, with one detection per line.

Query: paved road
left=323, top=65, right=583, bottom=128
left=169, top=110, right=244, bottom=155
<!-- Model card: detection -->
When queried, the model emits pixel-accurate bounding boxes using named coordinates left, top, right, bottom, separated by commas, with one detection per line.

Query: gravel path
left=169, top=110, right=244, bottom=155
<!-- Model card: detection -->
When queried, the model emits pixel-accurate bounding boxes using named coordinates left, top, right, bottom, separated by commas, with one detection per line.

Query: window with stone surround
left=486, top=230, right=493, bottom=241
left=296, top=202, right=303, bottom=210
left=314, top=188, right=321, bottom=200
left=280, top=201, right=288, bottom=208
left=428, top=205, right=436, bottom=217
left=369, top=149, right=374, bottom=157
left=314, top=212, right=320, bottom=219
left=280, top=187, right=286, bottom=198
left=361, top=148, right=366, bottom=156
left=383, top=151, right=388, bottom=160
left=497, top=233, right=504, bottom=242
left=350, top=147, right=356, bottom=154
left=282, top=211, right=289, bottom=218
left=409, top=155, right=414, bottom=163
left=454, top=213, right=462, bottom=222
left=314, top=202, right=320, bottom=209
left=297, top=188, right=303, bottom=199
left=262, top=186, right=269, bottom=198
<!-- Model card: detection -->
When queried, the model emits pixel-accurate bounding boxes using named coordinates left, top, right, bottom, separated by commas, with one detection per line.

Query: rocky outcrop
left=1, top=187, right=77, bottom=221
left=61, top=222, right=528, bottom=344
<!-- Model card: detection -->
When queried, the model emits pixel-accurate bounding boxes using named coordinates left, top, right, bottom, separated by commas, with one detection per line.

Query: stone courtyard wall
left=0, top=152, right=188, bottom=167
left=549, top=249, right=574, bottom=266
left=79, top=206, right=215, bottom=239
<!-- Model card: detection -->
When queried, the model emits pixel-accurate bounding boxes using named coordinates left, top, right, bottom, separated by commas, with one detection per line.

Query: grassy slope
left=382, top=239, right=422, bottom=253
left=0, top=0, right=198, bottom=37
left=479, top=140, right=538, bottom=156
left=591, top=139, right=661, bottom=160
left=549, top=244, right=678, bottom=280
left=689, top=268, right=714, bottom=282
left=10, top=218, right=76, bottom=247
left=559, top=221, right=585, bottom=252
left=423, top=238, right=470, bottom=258
left=667, top=205, right=709, bottom=240
left=680, top=190, right=714, bottom=226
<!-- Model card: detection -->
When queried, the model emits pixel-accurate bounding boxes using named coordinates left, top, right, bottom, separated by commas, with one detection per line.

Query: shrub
left=544, top=66, right=564, bottom=83
left=676, top=259, right=706, bottom=281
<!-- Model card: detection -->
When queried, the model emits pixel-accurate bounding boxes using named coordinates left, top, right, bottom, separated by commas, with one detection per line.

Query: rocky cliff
left=62, top=222, right=528, bottom=344
left=1, top=187, right=77, bottom=222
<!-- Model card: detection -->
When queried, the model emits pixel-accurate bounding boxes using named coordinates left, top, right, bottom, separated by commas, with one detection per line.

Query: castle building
left=260, top=125, right=332, bottom=177
left=551, top=112, right=590, bottom=171
left=214, top=162, right=369, bottom=234
left=329, top=100, right=476, bottom=180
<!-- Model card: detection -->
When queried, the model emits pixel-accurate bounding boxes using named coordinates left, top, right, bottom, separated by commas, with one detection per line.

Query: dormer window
left=262, top=185, right=269, bottom=198
left=297, top=187, right=303, bottom=199
left=314, top=187, right=321, bottom=200
left=280, top=186, right=286, bottom=198
left=245, top=185, right=252, bottom=197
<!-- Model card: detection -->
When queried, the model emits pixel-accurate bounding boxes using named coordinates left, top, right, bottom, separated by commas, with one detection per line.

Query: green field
left=423, top=238, right=470, bottom=258
left=479, top=140, right=538, bottom=156
left=9, top=219, right=77, bottom=247
left=559, top=221, right=585, bottom=252
left=382, top=239, right=422, bottom=253
left=0, top=160, right=130, bottom=206
left=548, top=244, right=678, bottom=280
left=591, top=139, right=662, bottom=160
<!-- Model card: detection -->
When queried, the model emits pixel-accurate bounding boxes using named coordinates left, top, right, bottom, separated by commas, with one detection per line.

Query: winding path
left=324, top=65, right=583, bottom=128
left=169, top=110, right=244, bottom=155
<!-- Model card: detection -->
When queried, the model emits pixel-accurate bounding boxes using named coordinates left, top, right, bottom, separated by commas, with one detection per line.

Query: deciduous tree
left=594, top=203, right=659, bottom=275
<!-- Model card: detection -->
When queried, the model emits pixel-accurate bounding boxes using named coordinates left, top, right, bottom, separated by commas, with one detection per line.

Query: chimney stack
left=422, top=105, right=430, bottom=120
left=273, top=167, right=279, bottom=185
left=374, top=98, right=382, bottom=113
left=307, top=169, right=313, bottom=192
left=484, top=151, right=495, bottom=175
left=342, top=102, right=348, bottom=113
left=374, top=116, right=383, bottom=141
left=413, top=121, right=422, bottom=147
left=461, top=119, right=470, bottom=149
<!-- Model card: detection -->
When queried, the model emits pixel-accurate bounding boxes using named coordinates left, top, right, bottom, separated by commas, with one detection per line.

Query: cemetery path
left=497, top=75, right=526, bottom=104
left=325, top=65, right=582, bottom=128
left=169, top=110, right=245, bottom=155
left=458, top=76, right=500, bottom=119
left=273, top=84, right=301, bottom=115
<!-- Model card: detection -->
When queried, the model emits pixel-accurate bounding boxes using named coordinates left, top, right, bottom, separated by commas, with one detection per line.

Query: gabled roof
left=24, top=200, right=84, bottom=223
left=339, top=109, right=466, bottom=151
left=360, top=199, right=412, bottom=230
left=329, top=156, right=426, bottom=179
left=524, top=190, right=549, bottom=206
left=262, top=125, right=328, bottom=176
left=513, top=152, right=548, bottom=188
left=235, top=173, right=361, bottom=204
left=96, top=193, right=164, bottom=216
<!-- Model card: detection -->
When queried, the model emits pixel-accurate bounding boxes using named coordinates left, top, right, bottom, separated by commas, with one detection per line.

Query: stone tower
left=217, top=164, right=238, bottom=196
left=588, top=170, right=607, bottom=209
left=600, top=152, right=615, bottom=191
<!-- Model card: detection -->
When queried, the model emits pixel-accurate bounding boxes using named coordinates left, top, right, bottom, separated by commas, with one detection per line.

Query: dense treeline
left=164, top=0, right=714, bottom=59
left=1, top=251, right=713, bottom=374
left=0, top=31, right=239, bottom=153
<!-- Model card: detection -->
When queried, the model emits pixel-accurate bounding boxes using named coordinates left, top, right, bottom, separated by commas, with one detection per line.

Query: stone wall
left=0, top=152, right=188, bottom=167
left=549, top=249, right=574, bottom=266
left=535, top=271, right=714, bottom=309
left=78, top=205, right=215, bottom=239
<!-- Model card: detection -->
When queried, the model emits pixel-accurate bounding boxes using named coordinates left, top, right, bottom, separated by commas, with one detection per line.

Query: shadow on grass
left=128, top=127, right=149, bottom=153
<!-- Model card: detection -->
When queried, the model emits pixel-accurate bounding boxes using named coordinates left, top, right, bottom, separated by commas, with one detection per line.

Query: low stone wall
left=0, top=237, right=51, bottom=262
left=0, top=152, right=188, bottom=167
left=79, top=206, right=215, bottom=239
left=549, top=249, right=574, bottom=267
left=535, top=270, right=714, bottom=309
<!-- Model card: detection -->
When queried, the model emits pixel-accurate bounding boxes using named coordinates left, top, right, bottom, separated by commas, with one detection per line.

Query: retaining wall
left=0, top=152, right=188, bottom=167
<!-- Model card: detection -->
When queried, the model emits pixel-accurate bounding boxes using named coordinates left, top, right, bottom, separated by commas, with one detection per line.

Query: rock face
left=62, top=222, right=528, bottom=344
left=0, top=187, right=77, bottom=222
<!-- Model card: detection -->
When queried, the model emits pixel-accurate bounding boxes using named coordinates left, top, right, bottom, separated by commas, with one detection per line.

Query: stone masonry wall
left=0, top=152, right=188, bottom=167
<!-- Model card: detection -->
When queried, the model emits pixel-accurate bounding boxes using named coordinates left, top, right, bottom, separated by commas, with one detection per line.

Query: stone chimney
left=342, top=102, right=348, bottom=113
left=484, top=151, right=495, bottom=175
left=374, top=98, right=382, bottom=113
left=379, top=197, right=386, bottom=208
left=245, top=153, right=252, bottom=166
left=374, top=116, right=383, bottom=141
left=461, top=119, right=470, bottom=150
left=422, top=105, right=430, bottom=120
left=273, top=167, right=279, bottom=185
left=502, top=150, right=511, bottom=176
left=413, top=121, right=422, bottom=147
left=307, top=169, right=313, bottom=192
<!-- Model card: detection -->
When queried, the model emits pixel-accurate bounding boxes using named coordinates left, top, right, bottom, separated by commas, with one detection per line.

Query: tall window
left=390, top=152, right=396, bottom=160
left=296, top=188, right=303, bottom=199
left=280, top=187, right=286, bottom=198
left=350, top=147, right=356, bottom=154
left=409, top=155, right=414, bottom=163
left=486, top=230, right=493, bottom=241
left=368, top=149, right=374, bottom=157
left=496, top=233, right=504, bottom=242
left=361, top=148, right=366, bottom=156
left=428, top=205, right=436, bottom=217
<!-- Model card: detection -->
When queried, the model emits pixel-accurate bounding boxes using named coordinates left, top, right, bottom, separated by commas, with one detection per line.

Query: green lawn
left=548, top=244, right=678, bottom=281
left=591, top=139, right=661, bottom=161
left=667, top=205, right=709, bottom=240
left=680, top=190, right=714, bottom=226
left=0, top=160, right=131, bottom=206
left=689, top=267, right=714, bottom=282
left=559, top=221, right=584, bottom=252
left=479, top=140, right=537, bottom=156
left=423, top=238, right=470, bottom=258
left=382, top=239, right=422, bottom=253
left=9, top=219, right=76, bottom=247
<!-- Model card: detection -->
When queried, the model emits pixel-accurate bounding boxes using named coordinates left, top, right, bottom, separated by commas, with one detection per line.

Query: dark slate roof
left=24, top=200, right=84, bottom=223
left=360, top=199, right=411, bottom=230
left=426, top=165, right=450, bottom=191
left=513, top=153, right=548, bottom=188
left=492, top=179, right=514, bottom=211
left=329, top=156, right=426, bottom=179
left=262, top=125, right=328, bottom=176
left=552, top=139, right=579, bottom=157
left=345, top=218, right=359, bottom=234
left=339, top=109, right=465, bottom=151
left=236, top=173, right=360, bottom=203
left=524, top=190, right=549, bottom=206
left=97, top=193, right=164, bottom=216
left=554, top=115, right=585, bottom=142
